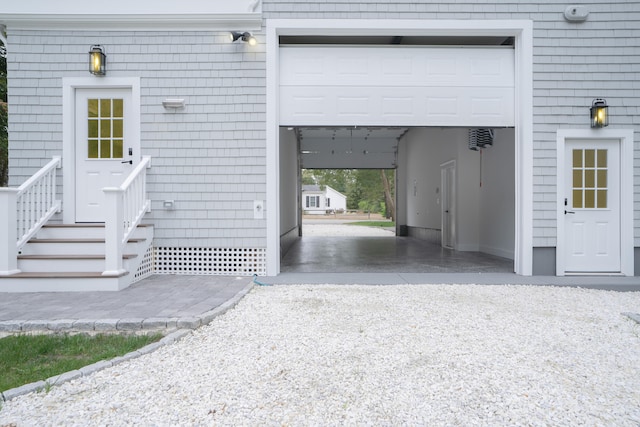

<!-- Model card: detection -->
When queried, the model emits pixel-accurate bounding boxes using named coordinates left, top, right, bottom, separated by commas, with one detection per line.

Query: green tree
left=1, top=38, right=7, bottom=187
left=302, top=168, right=395, bottom=217
left=302, top=169, right=354, bottom=194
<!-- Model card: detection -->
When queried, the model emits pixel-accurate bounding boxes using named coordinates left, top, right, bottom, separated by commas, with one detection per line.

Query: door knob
left=564, top=210, right=575, bottom=215
left=121, top=160, right=132, bottom=164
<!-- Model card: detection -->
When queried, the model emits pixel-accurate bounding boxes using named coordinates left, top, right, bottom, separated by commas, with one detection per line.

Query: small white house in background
left=1, top=0, right=639, bottom=292
left=302, top=185, right=347, bottom=215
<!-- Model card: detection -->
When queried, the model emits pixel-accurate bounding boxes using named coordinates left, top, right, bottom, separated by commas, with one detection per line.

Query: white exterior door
left=441, top=161, right=456, bottom=249
left=75, top=88, right=137, bottom=222
left=563, top=139, right=620, bottom=273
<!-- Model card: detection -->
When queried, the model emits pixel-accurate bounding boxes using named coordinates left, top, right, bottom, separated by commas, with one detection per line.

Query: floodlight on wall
left=590, top=98, right=609, bottom=128
left=89, top=45, right=106, bottom=76
left=229, top=31, right=257, bottom=46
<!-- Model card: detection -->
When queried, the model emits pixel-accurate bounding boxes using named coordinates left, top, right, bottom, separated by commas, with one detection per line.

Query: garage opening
left=277, top=35, right=517, bottom=274
left=279, top=125, right=515, bottom=273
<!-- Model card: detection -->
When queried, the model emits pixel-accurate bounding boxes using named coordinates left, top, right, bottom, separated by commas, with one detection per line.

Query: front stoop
left=0, top=224, right=153, bottom=292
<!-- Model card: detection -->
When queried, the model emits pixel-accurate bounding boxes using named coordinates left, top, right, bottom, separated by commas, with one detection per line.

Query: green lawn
left=0, top=333, right=162, bottom=392
left=347, top=221, right=395, bottom=228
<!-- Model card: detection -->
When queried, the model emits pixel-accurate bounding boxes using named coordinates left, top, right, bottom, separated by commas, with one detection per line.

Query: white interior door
left=75, top=88, right=137, bottom=222
left=563, top=139, right=620, bottom=273
left=441, top=161, right=456, bottom=249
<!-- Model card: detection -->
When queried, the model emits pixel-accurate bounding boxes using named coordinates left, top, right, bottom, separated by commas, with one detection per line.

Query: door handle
left=121, top=160, right=132, bottom=164
left=564, top=210, right=575, bottom=215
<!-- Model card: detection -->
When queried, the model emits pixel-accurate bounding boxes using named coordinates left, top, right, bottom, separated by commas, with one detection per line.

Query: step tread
left=4, top=271, right=129, bottom=278
left=18, top=254, right=138, bottom=260
left=28, top=238, right=146, bottom=243
left=42, top=223, right=153, bottom=228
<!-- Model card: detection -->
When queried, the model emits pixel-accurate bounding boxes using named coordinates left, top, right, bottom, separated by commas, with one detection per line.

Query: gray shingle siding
left=7, top=30, right=266, bottom=248
left=262, top=0, right=640, bottom=247
left=5, top=1, right=640, bottom=252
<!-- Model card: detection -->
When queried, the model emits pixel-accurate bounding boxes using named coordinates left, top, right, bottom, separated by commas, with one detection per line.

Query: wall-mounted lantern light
left=590, top=98, right=608, bottom=128
left=89, top=45, right=106, bottom=76
left=229, top=31, right=257, bottom=46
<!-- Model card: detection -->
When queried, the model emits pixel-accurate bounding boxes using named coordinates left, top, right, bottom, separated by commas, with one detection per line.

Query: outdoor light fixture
left=590, top=98, right=609, bottom=128
left=229, top=31, right=257, bottom=46
left=89, top=45, right=106, bottom=76
left=162, top=98, right=186, bottom=109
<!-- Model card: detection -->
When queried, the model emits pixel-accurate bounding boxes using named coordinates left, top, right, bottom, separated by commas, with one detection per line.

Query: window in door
left=572, top=148, right=607, bottom=209
left=87, top=98, right=124, bottom=159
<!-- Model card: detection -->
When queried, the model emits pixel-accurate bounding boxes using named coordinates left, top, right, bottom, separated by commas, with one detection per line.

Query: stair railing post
left=0, top=188, right=21, bottom=275
left=103, top=187, right=125, bottom=276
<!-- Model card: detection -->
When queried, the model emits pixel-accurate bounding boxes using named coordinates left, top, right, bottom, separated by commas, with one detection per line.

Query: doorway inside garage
left=267, top=20, right=534, bottom=276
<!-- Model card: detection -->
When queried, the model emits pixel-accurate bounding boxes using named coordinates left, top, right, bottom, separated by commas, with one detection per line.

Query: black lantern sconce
left=229, top=31, right=257, bottom=46
left=89, top=45, right=106, bottom=76
left=590, top=98, right=608, bottom=128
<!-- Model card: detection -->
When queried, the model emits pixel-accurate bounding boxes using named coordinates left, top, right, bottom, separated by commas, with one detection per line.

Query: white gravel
left=1, top=284, right=639, bottom=426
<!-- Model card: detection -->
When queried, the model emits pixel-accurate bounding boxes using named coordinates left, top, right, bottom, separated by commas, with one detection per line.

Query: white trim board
left=555, top=128, right=634, bottom=276
left=0, top=0, right=261, bottom=31
left=62, top=77, right=141, bottom=224
left=266, top=19, right=534, bottom=276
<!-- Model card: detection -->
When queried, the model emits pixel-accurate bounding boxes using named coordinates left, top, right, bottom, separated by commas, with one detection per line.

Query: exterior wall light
left=162, top=99, right=186, bottom=109
left=89, top=45, right=106, bottom=76
left=229, top=31, right=257, bottom=46
left=590, top=98, right=609, bottom=128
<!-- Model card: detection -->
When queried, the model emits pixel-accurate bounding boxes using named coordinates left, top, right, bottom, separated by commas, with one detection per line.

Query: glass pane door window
left=87, top=98, right=124, bottom=159
left=572, top=148, right=608, bottom=209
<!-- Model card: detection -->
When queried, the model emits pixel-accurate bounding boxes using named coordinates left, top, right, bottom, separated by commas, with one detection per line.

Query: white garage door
left=280, top=46, right=515, bottom=127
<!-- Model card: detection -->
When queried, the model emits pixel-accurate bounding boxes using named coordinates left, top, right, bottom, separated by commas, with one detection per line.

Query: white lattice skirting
left=151, top=246, right=267, bottom=276
left=132, top=245, right=155, bottom=283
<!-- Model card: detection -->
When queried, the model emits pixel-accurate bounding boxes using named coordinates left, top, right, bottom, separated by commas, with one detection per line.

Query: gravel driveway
left=1, top=284, right=639, bottom=425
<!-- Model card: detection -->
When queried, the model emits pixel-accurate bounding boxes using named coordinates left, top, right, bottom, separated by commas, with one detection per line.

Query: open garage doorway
left=267, top=20, right=534, bottom=276
left=279, top=126, right=515, bottom=274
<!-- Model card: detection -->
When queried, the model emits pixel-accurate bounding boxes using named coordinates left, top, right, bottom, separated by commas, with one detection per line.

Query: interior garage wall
left=399, top=127, right=514, bottom=259
left=478, top=129, right=515, bottom=259
left=279, top=127, right=299, bottom=256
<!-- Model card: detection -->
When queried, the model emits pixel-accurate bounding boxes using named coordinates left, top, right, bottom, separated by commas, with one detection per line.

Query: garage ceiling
left=298, top=127, right=408, bottom=169
left=285, top=36, right=514, bottom=170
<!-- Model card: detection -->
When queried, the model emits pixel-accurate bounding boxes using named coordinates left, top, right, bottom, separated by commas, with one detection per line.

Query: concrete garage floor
left=273, top=223, right=639, bottom=290
left=280, top=235, right=514, bottom=274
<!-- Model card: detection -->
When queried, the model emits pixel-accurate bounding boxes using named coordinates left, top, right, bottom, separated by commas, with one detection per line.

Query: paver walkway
left=0, top=275, right=253, bottom=334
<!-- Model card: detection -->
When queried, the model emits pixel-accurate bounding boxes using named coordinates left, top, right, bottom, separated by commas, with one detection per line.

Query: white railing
left=0, top=156, right=62, bottom=275
left=103, top=156, right=151, bottom=276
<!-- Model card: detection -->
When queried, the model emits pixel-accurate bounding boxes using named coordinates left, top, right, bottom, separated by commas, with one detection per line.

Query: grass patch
left=0, top=333, right=162, bottom=392
left=347, top=221, right=395, bottom=228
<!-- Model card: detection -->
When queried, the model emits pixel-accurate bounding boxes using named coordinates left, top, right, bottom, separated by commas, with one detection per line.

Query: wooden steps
left=0, top=223, right=153, bottom=292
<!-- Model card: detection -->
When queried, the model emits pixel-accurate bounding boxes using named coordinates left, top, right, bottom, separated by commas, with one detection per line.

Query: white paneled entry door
left=75, top=88, right=138, bottom=222
left=563, top=139, right=620, bottom=273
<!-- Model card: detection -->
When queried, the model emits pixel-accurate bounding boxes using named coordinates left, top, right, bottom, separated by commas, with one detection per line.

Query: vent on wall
left=468, top=128, right=494, bottom=151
